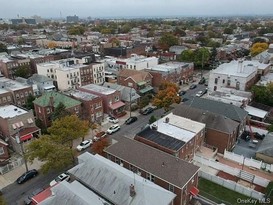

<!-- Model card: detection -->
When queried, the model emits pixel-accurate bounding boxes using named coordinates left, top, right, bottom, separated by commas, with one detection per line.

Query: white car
left=107, top=124, right=120, bottom=134
left=50, top=173, right=70, bottom=187
left=76, top=140, right=92, bottom=151
left=107, top=116, right=119, bottom=123
left=195, top=91, right=203, bottom=97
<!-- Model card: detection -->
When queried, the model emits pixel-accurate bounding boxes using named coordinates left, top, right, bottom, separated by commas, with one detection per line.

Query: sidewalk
left=0, top=159, right=43, bottom=190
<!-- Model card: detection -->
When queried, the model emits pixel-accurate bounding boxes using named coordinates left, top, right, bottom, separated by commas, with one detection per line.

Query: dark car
left=16, top=169, right=38, bottom=184
left=199, top=77, right=206, bottom=84
left=178, top=90, right=186, bottom=96
left=125, top=116, right=138, bottom=125
left=24, top=187, right=44, bottom=205
left=189, top=84, right=197, bottom=89
left=142, top=107, right=154, bottom=115
left=181, top=98, right=189, bottom=102
left=254, top=132, right=265, bottom=140
left=241, top=131, right=250, bottom=141
left=24, top=188, right=44, bottom=205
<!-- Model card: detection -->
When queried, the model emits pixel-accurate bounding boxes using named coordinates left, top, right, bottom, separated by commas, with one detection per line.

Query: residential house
left=67, top=153, right=176, bottom=205
left=145, top=62, right=194, bottom=91
left=135, top=113, right=205, bottom=161
left=0, top=77, right=33, bottom=107
left=78, top=84, right=125, bottom=117
left=208, top=60, right=270, bottom=92
left=105, top=137, right=200, bottom=205
left=0, top=139, right=9, bottom=161
left=252, top=43, right=273, bottom=65
left=27, top=74, right=56, bottom=95
left=173, top=105, right=239, bottom=154
left=0, top=105, right=40, bottom=153
left=33, top=92, right=81, bottom=127
left=169, top=46, right=188, bottom=55
left=69, top=90, right=103, bottom=123
left=102, top=82, right=140, bottom=110
left=117, top=69, right=153, bottom=96
left=184, top=97, right=248, bottom=138
left=256, top=133, right=273, bottom=164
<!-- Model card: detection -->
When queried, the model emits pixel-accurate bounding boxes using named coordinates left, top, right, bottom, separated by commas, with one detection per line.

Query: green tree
left=17, top=37, right=25, bottom=45
left=0, top=43, right=7, bottom=53
left=153, top=82, right=180, bottom=111
left=149, top=115, right=157, bottom=124
left=68, top=26, right=85, bottom=35
left=194, top=48, right=211, bottom=68
left=51, top=102, right=70, bottom=121
left=13, top=65, right=31, bottom=78
left=178, top=50, right=194, bottom=62
left=25, top=94, right=35, bottom=110
left=223, top=27, right=233, bottom=34
left=158, top=33, right=178, bottom=50
left=251, top=84, right=273, bottom=106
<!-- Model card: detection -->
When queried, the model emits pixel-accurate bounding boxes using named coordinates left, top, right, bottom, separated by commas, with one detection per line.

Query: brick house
left=184, top=97, right=248, bottom=138
left=69, top=90, right=103, bottom=123
left=33, top=92, right=81, bottom=127
left=104, top=137, right=200, bottom=205
left=0, top=139, right=9, bottom=161
left=117, top=69, right=153, bottom=95
left=173, top=105, right=239, bottom=154
left=135, top=113, right=205, bottom=161
left=78, top=84, right=125, bottom=117
left=0, top=77, right=34, bottom=107
left=0, top=105, right=40, bottom=153
left=145, top=62, right=194, bottom=91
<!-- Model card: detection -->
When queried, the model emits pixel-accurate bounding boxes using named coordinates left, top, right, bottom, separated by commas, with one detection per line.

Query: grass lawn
left=198, top=178, right=264, bottom=205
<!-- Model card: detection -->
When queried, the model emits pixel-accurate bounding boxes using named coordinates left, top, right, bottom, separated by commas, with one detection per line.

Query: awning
left=109, top=101, right=125, bottom=110
left=44, top=85, right=55, bottom=90
left=139, top=86, right=154, bottom=94
left=190, top=186, right=199, bottom=196
left=20, top=134, right=33, bottom=141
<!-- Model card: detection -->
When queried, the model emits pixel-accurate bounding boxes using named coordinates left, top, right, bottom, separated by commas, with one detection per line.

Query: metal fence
left=199, top=171, right=265, bottom=200
left=0, top=157, right=24, bottom=175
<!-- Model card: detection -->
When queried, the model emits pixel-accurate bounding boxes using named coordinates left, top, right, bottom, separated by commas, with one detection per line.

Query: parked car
left=107, top=116, right=119, bottom=123
left=241, top=131, right=250, bottom=141
left=195, top=91, right=204, bottom=97
left=189, top=84, right=197, bottom=89
left=76, top=140, right=92, bottom=151
left=107, top=124, right=120, bottom=134
left=94, top=131, right=107, bottom=141
left=199, top=77, right=206, bottom=84
left=16, top=169, right=38, bottom=184
left=254, top=132, right=265, bottom=140
left=125, top=116, right=138, bottom=125
left=181, top=98, right=189, bottom=102
left=178, top=90, right=186, bottom=96
left=50, top=173, right=70, bottom=187
left=24, top=187, right=44, bottom=205
left=142, top=107, right=154, bottom=115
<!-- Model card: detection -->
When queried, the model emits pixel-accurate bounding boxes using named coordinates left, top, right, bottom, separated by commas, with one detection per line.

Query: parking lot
left=233, top=137, right=262, bottom=158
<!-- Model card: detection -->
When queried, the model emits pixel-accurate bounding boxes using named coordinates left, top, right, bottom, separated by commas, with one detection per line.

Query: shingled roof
left=257, top=133, right=273, bottom=157
left=173, top=104, right=239, bottom=134
left=118, top=69, right=152, bottom=83
left=184, top=97, right=248, bottom=122
left=105, top=137, right=200, bottom=188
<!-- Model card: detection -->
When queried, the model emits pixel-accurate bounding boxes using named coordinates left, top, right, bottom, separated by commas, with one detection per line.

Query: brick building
left=0, top=139, right=9, bottom=161
left=78, top=84, right=125, bottom=117
left=69, top=90, right=103, bottom=123
left=105, top=137, right=200, bottom=205
left=135, top=113, right=205, bottom=161
left=33, top=92, right=81, bottom=127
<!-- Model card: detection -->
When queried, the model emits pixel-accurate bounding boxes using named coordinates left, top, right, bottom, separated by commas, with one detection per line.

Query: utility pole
left=201, top=48, right=204, bottom=78
left=129, top=87, right=132, bottom=118
left=16, top=130, right=29, bottom=172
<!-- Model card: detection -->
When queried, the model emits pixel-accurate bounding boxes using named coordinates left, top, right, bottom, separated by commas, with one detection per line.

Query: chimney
left=238, top=60, right=243, bottom=73
left=49, top=96, right=54, bottom=107
left=165, top=117, right=169, bottom=123
left=130, top=184, right=136, bottom=197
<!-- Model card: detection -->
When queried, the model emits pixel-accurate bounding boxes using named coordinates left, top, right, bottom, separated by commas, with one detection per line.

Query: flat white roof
left=0, top=105, right=28, bottom=118
left=147, top=62, right=191, bottom=73
left=151, top=113, right=205, bottom=143
left=211, top=60, right=269, bottom=77
left=81, top=84, right=116, bottom=95
left=244, top=105, right=268, bottom=119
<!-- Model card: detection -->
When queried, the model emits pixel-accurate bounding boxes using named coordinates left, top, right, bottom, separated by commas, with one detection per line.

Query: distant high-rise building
left=66, top=15, right=79, bottom=23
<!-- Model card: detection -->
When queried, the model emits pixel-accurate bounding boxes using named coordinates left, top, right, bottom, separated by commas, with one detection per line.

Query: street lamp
left=15, top=130, right=29, bottom=172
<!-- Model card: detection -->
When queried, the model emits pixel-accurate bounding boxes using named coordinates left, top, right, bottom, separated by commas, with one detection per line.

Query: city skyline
left=1, top=0, right=273, bottom=19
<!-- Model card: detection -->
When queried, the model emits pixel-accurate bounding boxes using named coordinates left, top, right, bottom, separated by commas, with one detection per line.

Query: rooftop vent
left=151, top=124, right=158, bottom=130
left=165, top=117, right=169, bottom=123
left=130, top=184, right=136, bottom=197
left=14, top=108, right=18, bottom=111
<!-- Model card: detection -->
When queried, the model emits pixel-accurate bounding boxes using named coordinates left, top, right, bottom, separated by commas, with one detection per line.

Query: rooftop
left=68, top=153, right=176, bottom=205
left=33, top=91, right=81, bottom=108
left=147, top=61, right=192, bottom=73
left=70, top=90, right=99, bottom=101
left=105, top=137, right=200, bottom=188
left=0, top=105, right=28, bottom=119
left=80, top=84, right=116, bottom=95
left=211, top=60, right=269, bottom=77
left=0, top=77, right=30, bottom=91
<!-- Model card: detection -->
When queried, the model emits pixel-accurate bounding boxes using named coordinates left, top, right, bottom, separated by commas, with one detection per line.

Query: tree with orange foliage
left=152, top=82, right=181, bottom=111
left=91, top=138, right=110, bottom=155
left=250, top=42, right=269, bottom=57
left=47, top=41, right=57, bottom=49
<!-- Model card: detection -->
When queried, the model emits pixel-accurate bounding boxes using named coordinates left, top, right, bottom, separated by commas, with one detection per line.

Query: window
left=115, top=158, right=120, bottom=164
left=169, top=184, right=174, bottom=193
left=2, top=97, right=6, bottom=102
left=38, top=107, right=41, bottom=113
left=134, top=65, right=136, bottom=69
left=214, top=78, right=218, bottom=84
left=25, top=91, right=28, bottom=97
left=222, top=79, right=225, bottom=84
left=115, top=96, right=119, bottom=102
left=0, top=147, right=4, bottom=155
left=128, top=82, right=133, bottom=87
left=146, top=173, right=155, bottom=182
left=46, top=108, right=51, bottom=114
left=227, top=79, right=231, bottom=86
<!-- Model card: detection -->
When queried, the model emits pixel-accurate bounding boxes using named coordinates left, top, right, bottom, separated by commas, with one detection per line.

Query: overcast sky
left=1, top=0, right=273, bottom=18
